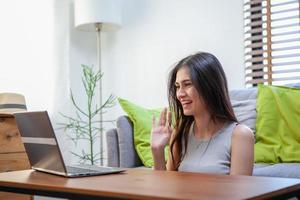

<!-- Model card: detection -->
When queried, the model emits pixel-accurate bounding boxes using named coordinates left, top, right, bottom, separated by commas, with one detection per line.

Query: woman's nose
left=177, top=88, right=186, bottom=99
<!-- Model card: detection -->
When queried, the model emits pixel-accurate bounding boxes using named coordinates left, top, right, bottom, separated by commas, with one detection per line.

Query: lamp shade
left=74, top=0, right=121, bottom=32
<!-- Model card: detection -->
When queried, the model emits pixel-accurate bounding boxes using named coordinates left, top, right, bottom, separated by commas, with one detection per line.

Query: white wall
left=0, top=0, right=55, bottom=112
left=0, top=0, right=74, bottom=165
left=96, top=0, right=245, bottom=124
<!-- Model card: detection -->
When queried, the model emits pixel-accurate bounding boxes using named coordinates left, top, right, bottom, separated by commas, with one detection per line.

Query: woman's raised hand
left=151, top=108, right=173, bottom=150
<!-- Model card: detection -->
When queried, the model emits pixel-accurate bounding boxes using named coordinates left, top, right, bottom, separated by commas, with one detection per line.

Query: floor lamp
left=74, top=0, right=121, bottom=165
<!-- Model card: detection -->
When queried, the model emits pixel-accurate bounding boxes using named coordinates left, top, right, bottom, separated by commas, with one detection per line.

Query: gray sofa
left=106, top=86, right=300, bottom=179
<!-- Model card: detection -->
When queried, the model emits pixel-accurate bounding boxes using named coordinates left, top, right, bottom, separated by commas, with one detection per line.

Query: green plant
left=59, top=64, right=115, bottom=165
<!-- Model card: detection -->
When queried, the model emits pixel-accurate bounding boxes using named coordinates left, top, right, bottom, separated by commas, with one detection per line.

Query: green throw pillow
left=118, top=98, right=169, bottom=167
left=255, top=84, right=300, bottom=163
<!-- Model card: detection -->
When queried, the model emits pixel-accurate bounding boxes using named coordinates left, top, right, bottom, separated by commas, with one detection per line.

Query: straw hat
left=0, top=93, right=27, bottom=116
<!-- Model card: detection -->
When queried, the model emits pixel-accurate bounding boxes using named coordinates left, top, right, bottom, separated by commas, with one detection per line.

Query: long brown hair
left=167, top=52, right=237, bottom=169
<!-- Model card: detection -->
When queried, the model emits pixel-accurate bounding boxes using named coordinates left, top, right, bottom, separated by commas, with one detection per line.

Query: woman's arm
left=152, top=133, right=179, bottom=170
left=151, top=108, right=173, bottom=170
left=230, top=124, right=255, bottom=175
left=151, top=146, right=167, bottom=170
left=165, top=134, right=180, bottom=171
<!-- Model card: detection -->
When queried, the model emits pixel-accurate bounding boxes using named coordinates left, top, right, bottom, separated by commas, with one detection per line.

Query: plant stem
left=60, top=65, right=115, bottom=165
left=88, top=84, right=94, bottom=165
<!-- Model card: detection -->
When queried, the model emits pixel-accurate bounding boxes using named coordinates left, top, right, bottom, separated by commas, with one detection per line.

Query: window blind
left=244, top=0, right=300, bottom=86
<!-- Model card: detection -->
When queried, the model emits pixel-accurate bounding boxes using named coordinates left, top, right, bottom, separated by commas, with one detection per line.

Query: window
left=244, top=0, right=300, bottom=86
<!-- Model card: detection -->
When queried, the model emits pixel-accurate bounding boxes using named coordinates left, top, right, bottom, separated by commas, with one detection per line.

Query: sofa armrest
left=106, top=128, right=120, bottom=167
left=116, top=116, right=143, bottom=167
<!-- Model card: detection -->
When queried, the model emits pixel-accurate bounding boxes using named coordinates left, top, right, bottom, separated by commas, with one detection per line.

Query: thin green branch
left=59, top=64, right=115, bottom=165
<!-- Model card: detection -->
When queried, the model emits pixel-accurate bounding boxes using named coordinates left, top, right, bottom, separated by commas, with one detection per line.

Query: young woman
left=151, top=52, right=254, bottom=175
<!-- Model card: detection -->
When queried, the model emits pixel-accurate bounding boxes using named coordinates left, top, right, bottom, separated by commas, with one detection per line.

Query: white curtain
left=0, top=0, right=74, bottom=117
left=0, top=0, right=57, bottom=112
left=0, top=0, right=110, bottom=166
left=0, top=0, right=74, bottom=163
left=52, top=0, right=73, bottom=164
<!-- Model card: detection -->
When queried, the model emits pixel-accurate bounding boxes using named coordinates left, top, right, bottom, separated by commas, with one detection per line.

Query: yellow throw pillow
left=118, top=98, right=168, bottom=167
left=255, top=84, right=300, bottom=163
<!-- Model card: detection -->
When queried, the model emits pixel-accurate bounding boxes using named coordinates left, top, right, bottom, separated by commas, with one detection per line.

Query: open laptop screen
left=14, top=111, right=67, bottom=175
left=14, top=111, right=125, bottom=177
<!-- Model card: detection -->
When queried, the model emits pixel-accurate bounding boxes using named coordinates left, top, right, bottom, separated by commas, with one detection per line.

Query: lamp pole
left=95, top=23, right=103, bottom=166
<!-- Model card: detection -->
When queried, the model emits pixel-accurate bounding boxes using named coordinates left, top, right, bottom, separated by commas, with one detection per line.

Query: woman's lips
left=181, top=100, right=192, bottom=107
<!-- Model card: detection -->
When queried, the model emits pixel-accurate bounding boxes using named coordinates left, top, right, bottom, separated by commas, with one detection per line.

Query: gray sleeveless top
left=178, top=122, right=237, bottom=174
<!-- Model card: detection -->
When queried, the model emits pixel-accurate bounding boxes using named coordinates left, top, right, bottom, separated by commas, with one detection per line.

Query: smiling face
left=175, top=66, right=205, bottom=116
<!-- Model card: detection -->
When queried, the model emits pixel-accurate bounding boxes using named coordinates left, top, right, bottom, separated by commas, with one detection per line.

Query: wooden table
left=0, top=169, right=299, bottom=200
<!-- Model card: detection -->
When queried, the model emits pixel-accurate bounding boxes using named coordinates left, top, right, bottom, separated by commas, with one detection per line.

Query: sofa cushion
left=116, top=116, right=143, bottom=167
left=253, top=163, right=300, bottom=179
left=231, top=99, right=256, bottom=132
left=106, top=128, right=120, bottom=167
left=255, top=84, right=300, bottom=163
left=229, top=87, right=257, bottom=101
left=118, top=98, right=167, bottom=167
left=230, top=88, right=257, bottom=132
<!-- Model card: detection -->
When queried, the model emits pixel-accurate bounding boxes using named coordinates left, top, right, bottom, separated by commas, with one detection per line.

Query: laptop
left=13, top=111, right=125, bottom=177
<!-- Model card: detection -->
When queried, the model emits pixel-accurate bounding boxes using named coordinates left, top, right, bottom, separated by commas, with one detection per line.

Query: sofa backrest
left=228, top=83, right=300, bottom=133
left=116, top=116, right=143, bottom=167
left=229, top=88, right=257, bottom=133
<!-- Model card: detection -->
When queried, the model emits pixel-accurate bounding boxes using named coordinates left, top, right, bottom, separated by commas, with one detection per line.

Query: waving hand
left=151, top=108, right=173, bottom=150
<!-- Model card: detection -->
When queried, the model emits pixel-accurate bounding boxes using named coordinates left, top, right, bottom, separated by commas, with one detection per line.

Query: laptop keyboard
left=66, top=166, right=101, bottom=174
left=65, top=165, right=125, bottom=176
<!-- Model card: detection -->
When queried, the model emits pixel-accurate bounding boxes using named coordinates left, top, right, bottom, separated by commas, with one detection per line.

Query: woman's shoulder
left=231, top=123, right=255, bottom=142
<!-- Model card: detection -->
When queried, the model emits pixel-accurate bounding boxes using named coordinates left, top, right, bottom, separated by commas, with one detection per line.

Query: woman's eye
left=184, top=82, right=192, bottom=87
